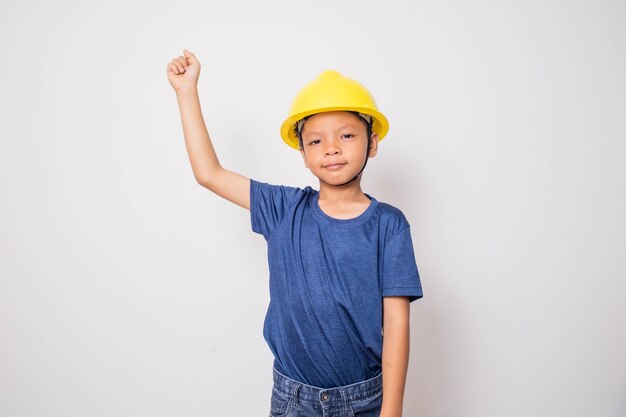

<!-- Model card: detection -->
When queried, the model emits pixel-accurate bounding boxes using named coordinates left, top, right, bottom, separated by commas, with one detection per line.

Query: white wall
left=1, top=0, right=624, bottom=416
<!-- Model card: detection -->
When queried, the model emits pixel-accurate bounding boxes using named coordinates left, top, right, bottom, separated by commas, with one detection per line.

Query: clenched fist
left=167, top=49, right=201, bottom=93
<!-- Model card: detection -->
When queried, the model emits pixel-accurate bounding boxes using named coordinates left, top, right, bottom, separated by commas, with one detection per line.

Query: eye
left=308, top=139, right=321, bottom=146
left=341, top=133, right=355, bottom=140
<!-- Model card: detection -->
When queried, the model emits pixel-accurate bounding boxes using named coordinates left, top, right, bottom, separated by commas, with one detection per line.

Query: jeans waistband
left=272, top=367, right=383, bottom=406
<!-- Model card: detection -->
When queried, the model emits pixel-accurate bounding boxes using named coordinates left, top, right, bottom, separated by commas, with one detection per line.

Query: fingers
left=168, top=62, right=182, bottom=75
left=182, top=49, right=200, bottom=68
left=168, top=56, right=188, bottom=74
left=168, top=61, right=186, bottom=75
left=167, top=49, right=198, bottom=75
left=183, top=48, right=195, bottom=61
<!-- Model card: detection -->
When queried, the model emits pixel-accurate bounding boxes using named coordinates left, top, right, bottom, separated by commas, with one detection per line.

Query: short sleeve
left=250, top=179, right=304, bottom=240
left=381, top=227, right=424, bottom=302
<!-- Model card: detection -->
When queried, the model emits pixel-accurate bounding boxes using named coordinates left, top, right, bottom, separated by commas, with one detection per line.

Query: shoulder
left=376, top=201, right=411, bottom=241
left=250, top=179, right=314, bottom=207
left=249, top=180, right=315, bottom=238
left=377, top=201, right=410, bottom=227
left=250, top=178, right=311, bottom=195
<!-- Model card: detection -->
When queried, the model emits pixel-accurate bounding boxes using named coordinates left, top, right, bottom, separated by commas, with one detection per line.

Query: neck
left=317, top=177, right=368, bottom=203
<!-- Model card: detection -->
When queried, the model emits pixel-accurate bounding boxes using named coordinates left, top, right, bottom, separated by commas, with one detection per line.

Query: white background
left=1, top=1, right=624, bottom=416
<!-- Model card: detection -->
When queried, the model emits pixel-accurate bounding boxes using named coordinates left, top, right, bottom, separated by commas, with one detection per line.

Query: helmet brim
left=280, top=107, right=389, bottom=150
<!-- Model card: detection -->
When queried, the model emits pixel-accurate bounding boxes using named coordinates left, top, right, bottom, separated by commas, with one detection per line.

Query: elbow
left=196, top=174, right=213, bottom=189
left=196, top=176, right=209, bottom=188
left=196, top=167, right=222, bottom=189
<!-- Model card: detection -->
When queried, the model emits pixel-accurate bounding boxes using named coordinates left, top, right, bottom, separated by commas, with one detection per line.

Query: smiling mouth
left=324, top=163, right=347, bottom=168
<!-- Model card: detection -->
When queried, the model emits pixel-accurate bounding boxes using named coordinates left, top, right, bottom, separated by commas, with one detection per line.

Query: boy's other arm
left=176, top=88, right=250, bottom=210
left=380, top=296, right=410, bottom=417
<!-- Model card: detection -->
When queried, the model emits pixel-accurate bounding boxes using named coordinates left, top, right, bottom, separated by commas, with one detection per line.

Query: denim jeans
left=269, top=367, right=383, bottom=417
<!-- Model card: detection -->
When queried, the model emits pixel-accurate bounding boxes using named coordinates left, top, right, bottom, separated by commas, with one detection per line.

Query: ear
left=299, top=148, right=309, bottom=168
left=368, top=132, right=379, bottom=158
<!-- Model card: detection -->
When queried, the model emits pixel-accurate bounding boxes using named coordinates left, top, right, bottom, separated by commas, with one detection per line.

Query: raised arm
left=167, top=49, right=250, bottom=210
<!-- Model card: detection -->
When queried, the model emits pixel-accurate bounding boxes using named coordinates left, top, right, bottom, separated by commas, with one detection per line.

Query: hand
left=167, top=49, right=201, bottom=93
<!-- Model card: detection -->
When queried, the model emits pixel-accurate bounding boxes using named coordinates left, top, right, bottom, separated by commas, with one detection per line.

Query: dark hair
left=296, top=111, right=373, bottom=150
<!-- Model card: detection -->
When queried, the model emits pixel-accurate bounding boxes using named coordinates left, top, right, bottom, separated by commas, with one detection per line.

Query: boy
left=167, top=49, right=423, bottom=417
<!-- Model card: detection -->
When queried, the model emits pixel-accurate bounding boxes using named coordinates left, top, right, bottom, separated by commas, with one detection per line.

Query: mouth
left=323, top=162, right=347, bottom=169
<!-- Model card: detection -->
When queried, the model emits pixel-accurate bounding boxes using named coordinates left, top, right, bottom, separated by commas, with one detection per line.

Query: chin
left=310, top=168, right=360, bottom=185
left=322, top=176, right=359, bottom=186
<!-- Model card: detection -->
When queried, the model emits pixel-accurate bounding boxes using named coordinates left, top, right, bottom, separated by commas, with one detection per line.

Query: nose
left=324, top=139, right=341, bottom=156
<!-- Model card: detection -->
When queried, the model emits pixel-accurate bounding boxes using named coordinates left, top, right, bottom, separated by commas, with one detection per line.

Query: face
left=299, top=111, right=378, bottom=186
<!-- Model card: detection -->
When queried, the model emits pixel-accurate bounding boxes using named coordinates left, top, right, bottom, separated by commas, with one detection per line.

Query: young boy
left=167, top=49, right=423, bottom=417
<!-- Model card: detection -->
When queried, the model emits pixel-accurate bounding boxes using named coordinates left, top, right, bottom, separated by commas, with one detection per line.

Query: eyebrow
left=303, top=124, right=359, bottom=136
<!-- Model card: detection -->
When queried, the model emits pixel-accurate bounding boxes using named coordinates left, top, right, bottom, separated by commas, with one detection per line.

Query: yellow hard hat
left=280, top=70, right=389, bottom=150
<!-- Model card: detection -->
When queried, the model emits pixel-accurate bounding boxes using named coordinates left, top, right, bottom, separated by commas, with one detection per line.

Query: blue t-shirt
left=250, top=179, right=423, bottom=388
